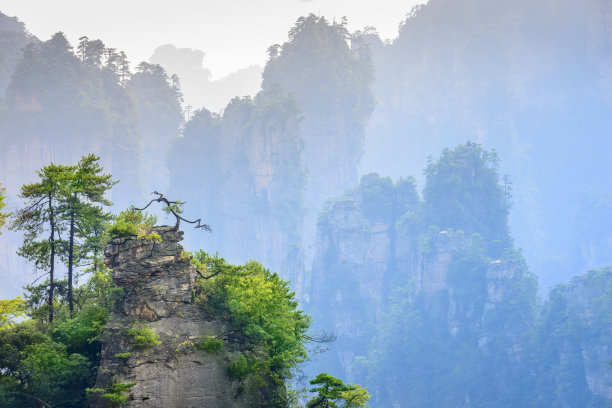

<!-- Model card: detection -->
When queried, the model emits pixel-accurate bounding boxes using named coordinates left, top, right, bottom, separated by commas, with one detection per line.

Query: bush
left=228, top=355, right=249, bottom=380
left=88, top=381, right=137, bottom=406
left=114, top=352, right=131, bottom=359
left=109, top=207, right=157, bottom=237
left=197, top=337, right=224, bottom=353
left=137, top=232, right=162, bottom=242
left=194, top=252, right=311, bottom=382
left=125, top=327, right=161, bottom=348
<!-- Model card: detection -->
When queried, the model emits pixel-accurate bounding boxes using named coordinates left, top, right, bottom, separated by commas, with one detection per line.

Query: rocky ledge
left=91, top=226, right=258, bottom=408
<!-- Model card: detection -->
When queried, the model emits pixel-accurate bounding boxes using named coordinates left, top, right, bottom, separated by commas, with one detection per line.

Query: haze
left=1, top=0, right=423, bottom=79
left=1, top=0, right=612, bottom=406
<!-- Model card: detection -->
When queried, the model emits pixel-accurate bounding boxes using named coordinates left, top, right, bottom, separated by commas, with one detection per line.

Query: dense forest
left=0, top=0, right=611, bottom=406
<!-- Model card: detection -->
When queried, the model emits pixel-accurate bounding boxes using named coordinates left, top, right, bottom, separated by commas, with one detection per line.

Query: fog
left=1, top=0, right=612, bottom=406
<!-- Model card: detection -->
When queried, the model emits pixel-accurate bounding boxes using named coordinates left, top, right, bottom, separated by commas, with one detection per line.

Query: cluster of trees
left=309, top=142, right=612, bottom=407
left=0, top=156, right=369, bottom=407
left=0, top=28, right=186, bottom=213
left=358, top=0, right=612, bottom=288
left=11, top=155, right=115, bottom=323
left=0, top=155, right=119, bottom=406
left=0, top=12, right=33, bottom=101
left=191, top=250, right=370, bottom=407
left=262, top=14, right=375, bottom=215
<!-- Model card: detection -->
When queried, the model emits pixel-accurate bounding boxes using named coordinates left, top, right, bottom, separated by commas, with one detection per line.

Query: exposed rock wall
left=92, top=226, right=261, bottom=408
left=167, top=95, right=305, bottom=295
left=307, top=174, right=612, bottom=407
left=535, top=268, right=612, bottom=403
left=307, top=174, right=539, bottom=406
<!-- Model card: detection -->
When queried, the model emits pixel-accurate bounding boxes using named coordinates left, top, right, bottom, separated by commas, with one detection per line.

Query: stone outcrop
left=167, top=97, right=305, bottom=297
left=539, top=268, right=612, bottom=401
left=307, top=173, right=612, bottom=407
left=306, top=174, right=538, bottom=405
left=92, top=226, right=260, bottom=408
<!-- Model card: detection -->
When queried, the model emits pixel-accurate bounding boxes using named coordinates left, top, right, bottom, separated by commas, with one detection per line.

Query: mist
left=0, top=0, right=611, bottom=406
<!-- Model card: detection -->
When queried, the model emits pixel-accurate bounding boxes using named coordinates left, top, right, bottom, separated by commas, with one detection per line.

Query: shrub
left=228, top=354, right=249, bottom=380
left=87, top=382, right=137, bottom=406
left=193, top=252, right=311, bottom=382
left=125, top=327, right=161, bottom=348
left=137, top=232, right=162, bottom=242
left=114, top=352, right=131, bottom=359
left=109, top=206, right=157, bottom=237
left=197, top=337, right=224, bottom=353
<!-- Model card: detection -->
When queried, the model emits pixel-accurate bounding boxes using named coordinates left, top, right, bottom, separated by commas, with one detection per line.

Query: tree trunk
left=47, top=194, right=55, bottom=323
left=68, top=208, right=75, bottom=314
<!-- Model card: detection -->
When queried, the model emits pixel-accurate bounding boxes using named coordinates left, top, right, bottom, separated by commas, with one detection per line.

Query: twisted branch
left=136, top=191, right=212, bottom=231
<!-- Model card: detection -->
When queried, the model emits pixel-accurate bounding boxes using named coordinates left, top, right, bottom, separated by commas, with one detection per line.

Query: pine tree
left=117, top=51, right=131, bottom=85
left=59, top=154, right=116, bottom=313
left=104, top=47, right=119, bottom=77
left=77, top=36, right=88, bottom=62
left=12, top=164, right=72, bottom=323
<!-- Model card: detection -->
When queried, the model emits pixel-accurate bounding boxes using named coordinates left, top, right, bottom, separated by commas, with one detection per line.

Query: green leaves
left=194, top=252, right=310, bottom=382
left=108, top=206, right=157, bottom=237
left=0, top=183, right=9, bottom=233
left=12, top=154, right=116, bottom=319
left=422, top=141, right=511, bottom=257
left=0, top=297, right=26, bottom=330
left=306, top=373, right=370, bottom=408
left=125, top=327, right=161, bottom=349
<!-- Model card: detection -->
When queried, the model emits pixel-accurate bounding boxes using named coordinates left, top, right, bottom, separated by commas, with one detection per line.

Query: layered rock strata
left=92, top=226, right=257, bottom=408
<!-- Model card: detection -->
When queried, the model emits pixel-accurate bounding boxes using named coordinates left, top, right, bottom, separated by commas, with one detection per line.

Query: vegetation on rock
left=125, top=327, right=161, bottom=349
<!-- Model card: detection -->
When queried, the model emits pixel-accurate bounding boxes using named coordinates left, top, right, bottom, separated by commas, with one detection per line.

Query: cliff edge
left=91, top=226, right=258, bottom=408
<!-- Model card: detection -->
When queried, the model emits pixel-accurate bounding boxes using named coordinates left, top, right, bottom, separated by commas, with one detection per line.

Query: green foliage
left=197, top=337, right=223, bottom=353
left=228, top=354, right=250, bottom=380
left=306, top=373, right=370, bottom=408
left=51, top=306, right=109, bottom=358
left=87, top=381, right=137, bottom=406
left=12, top=154, right=116, bottom=317
left=0, top=254, right=122, bottom=407
left=114, top=352, right=131, bottom=359
left=0, top=183, right=9, bottom=233
left=125, top=327, right=161, bottom=348
left=0, top=297, right=26, bottom=330
left=137, top=232, right=162, bottom=242
left=359, top=174, right=395, bottom=221
left=109, top=206, right=157, bottom=237
left=18, top=340, right=92, bottom=407
left=422, top=141, right=511, bottom=256
left=194, top=251, right=310, bottom=384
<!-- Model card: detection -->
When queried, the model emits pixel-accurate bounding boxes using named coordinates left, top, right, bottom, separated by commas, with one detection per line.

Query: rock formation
left=92, top=226, right=262, bottom=407
left=167, top=94, right=305, bottom=295
left=307, top=173, right=612, bottom=407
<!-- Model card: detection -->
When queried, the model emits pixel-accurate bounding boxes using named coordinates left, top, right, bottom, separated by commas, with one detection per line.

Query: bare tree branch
left=304, top=332, right=337, bottom=343
left=193, top=268, right=223, bottom=280
left=135, top=191, right=212, bottom=231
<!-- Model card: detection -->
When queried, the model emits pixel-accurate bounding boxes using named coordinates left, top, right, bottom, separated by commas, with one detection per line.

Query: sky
left=1, top=0, right=425, bottom=79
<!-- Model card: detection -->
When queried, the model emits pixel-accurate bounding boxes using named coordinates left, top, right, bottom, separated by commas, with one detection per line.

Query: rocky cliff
left=167, top=93, right=305, bottom=295
left=92, top=226, right=262, bottom=408
left=307, top=173, right=612, bottom=407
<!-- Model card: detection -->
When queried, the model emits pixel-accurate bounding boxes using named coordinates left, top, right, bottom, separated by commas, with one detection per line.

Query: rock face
left=92, top=226, right=260, bottom=408
left=307, top=174, right=612, bottom=407
left=167, top=96, right=305, bottom=296
left=534, top=268, right=612, bottom=404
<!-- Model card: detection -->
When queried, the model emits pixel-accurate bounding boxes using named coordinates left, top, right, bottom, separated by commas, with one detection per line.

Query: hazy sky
left=2, top=0, right=425, bottom=79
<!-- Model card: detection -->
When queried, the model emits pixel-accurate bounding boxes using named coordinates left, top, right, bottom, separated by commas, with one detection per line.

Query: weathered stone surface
left=92, top=226, right=261, bottom=408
